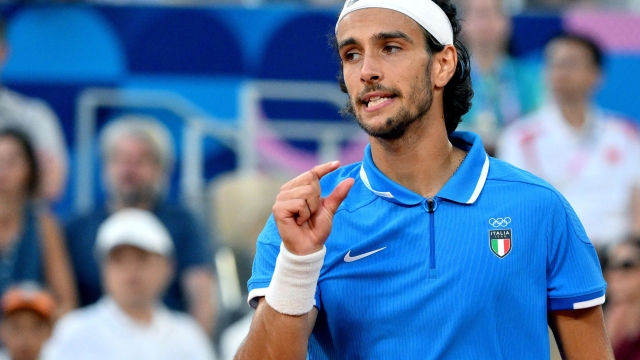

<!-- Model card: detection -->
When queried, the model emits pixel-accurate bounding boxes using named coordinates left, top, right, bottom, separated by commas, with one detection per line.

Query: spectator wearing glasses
left=604, top=238, right=640, bottom=359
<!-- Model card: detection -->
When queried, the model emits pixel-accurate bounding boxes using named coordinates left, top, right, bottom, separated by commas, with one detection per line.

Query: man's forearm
left=235, top=298, right=314, bottom=360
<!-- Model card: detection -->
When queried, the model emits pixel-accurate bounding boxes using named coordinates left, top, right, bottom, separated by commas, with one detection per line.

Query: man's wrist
left=265, top=243, right=326, bottom=316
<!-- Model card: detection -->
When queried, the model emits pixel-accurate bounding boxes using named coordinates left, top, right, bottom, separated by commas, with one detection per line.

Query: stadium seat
left=256, top=12, right=339, bottom=81
left=4, top=6, right=126, bottom=81
left=124, top=9, right=245, bottom=76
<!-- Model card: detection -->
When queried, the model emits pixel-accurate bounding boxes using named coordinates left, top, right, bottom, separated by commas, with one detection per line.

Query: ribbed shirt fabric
left=249, top=131, right=606, bottom=360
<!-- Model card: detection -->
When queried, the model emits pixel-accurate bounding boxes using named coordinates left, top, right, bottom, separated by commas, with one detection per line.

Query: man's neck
left=557, top=98, right=590, bottom=130
left=369, top=117, right=466, bottom=199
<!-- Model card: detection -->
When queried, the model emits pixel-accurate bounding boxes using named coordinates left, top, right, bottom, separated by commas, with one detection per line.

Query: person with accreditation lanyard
left=235, top=0, right=613, bottom=359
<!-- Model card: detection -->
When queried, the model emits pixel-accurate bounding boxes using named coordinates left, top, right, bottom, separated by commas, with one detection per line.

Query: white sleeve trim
left=247, top=288, right=269, bottom=309
left=573, top=295, right=605, bottom=309
left=247, top=287, right=318, bottom=310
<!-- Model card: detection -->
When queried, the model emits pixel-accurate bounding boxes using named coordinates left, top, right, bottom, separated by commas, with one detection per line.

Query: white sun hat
left=96, top=208, right=174, bottom=258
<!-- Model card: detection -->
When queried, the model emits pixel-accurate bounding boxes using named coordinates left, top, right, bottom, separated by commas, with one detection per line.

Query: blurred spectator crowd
left=2, top=0, right=640, bottom=11
left=0, top=0, right=637, bottom=359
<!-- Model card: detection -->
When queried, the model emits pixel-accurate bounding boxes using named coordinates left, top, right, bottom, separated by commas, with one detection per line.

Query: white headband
left=335, top=0, right=454, bottom=46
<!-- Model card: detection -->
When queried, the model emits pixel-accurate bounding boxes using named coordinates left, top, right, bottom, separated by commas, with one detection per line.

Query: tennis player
left=236, top=0, right=613, bottom=358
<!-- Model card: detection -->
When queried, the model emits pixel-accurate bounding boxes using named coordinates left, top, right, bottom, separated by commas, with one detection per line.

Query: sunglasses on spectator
left=608, top=260, right=640, bottom=271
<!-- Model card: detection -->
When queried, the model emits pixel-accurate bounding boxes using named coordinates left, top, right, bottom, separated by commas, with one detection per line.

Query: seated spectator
left=44, top=209, right=216, bottom=360
left=220, top=311, right=253, bottom=360
left=65, top=115, right=216, bottom=335
left=0, top=17, right=68, bottom=202
left=0, top=283, right=56, bottom=360
left=604, top=238, right=640, bottom=359
left=0, top=129, right=76, bottom=315
left=497, top=33, right=640, bottom=251
left=457, top=0, right=543, bottom=155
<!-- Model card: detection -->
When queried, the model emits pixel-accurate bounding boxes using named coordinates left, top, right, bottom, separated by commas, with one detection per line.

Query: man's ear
left=432, top=45, right=458, bottom=88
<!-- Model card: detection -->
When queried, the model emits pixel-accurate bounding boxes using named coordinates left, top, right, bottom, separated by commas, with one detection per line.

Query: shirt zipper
left=425, top=198, right=437, bottom=278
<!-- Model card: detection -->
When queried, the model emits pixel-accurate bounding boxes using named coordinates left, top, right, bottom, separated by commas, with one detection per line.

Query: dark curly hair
left=334, top=0, right=473, bottom=134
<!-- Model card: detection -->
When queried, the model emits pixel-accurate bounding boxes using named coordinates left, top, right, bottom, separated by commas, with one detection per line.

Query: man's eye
left=344, top=51, right=361, bottom=61
left=383, top=45, right=401, bottom=53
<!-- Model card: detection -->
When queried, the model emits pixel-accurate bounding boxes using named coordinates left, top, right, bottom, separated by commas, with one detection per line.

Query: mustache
left=355, top=84, right=401, bottom=103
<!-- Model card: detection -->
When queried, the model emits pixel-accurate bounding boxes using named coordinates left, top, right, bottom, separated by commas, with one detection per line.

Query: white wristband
left=265, top=243, right=326, bottom=316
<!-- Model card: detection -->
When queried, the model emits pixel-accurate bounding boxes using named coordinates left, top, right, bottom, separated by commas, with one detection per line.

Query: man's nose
left=360, top=53, right=383, bottom=84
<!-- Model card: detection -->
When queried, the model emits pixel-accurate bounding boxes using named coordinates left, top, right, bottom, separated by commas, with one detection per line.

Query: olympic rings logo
left=489, top=217, right=511, bottom=227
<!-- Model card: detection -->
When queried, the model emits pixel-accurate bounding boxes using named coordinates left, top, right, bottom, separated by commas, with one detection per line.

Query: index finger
left=310, top=161, right=341, bottom=181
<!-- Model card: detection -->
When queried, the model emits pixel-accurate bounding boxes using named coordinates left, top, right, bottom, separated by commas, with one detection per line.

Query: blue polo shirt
left=248, top=131, right=606, bottom=359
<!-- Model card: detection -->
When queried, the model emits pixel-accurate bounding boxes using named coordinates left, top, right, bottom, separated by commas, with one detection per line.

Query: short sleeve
left=546, top=192, right=607, bottom=310
left=246, top=215, right=322, bottom=310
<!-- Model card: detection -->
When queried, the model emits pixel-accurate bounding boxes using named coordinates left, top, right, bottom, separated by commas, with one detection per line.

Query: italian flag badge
left=490, top=229, right=512, bottom=258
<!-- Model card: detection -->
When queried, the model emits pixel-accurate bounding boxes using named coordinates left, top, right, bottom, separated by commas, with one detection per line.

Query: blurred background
left=0, top=0, right=637, bottom=219
left=0, top=0, right=638, bottom=359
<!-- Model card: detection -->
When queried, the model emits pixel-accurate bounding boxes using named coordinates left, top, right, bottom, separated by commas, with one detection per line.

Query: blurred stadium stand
left=0, top=4, right=637, bottom=221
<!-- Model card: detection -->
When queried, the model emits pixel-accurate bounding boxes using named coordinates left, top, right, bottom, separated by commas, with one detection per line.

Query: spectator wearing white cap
left=65, top=114, right=217, bottom=336
left=44, top=209, right=216, bottom=360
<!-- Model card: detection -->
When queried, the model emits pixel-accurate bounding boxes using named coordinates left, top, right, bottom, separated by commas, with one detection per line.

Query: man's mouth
left=363, top=94, right=397, bottom=109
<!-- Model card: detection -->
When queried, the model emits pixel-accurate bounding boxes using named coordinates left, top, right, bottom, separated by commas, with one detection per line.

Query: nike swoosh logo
left=343, top=247, right=387, bottom=262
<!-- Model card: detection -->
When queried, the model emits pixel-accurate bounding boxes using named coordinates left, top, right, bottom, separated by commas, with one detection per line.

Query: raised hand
left=272, top=161, right=355, bottom=256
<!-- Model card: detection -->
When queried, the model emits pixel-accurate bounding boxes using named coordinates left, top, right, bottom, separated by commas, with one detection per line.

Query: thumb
left=323, top=178, right=355, bottom=216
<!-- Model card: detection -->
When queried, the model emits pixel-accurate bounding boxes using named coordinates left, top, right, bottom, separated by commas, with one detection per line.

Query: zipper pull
left=426, top=198, right=435, bottom=213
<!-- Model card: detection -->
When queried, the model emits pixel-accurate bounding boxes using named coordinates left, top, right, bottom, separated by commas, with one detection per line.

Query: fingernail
left=330, top=161, right=340, bottom=166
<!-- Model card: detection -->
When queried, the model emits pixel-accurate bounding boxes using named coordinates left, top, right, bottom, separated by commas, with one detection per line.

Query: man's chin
left=356, top=119, right=408, bottom=141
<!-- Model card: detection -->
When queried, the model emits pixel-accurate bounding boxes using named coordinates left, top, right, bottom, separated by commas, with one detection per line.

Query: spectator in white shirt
left=43, top=208, right=216, bottom=360
left=497, top=33, right=640, bottom=252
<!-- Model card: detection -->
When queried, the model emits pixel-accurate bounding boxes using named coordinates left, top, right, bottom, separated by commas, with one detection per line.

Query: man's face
left=461, top=0, right=509, bottom=51
left=546, top=39, right=600, bottom=104
left=103, top=245, right=172, bottom=311
left=0, top=310, right=52, bottom=360
left=337, top=8, right=434, bottom=140
left=106, top=136, right=163, bottom=206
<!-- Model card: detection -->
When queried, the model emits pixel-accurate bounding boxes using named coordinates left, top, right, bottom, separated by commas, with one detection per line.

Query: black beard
left=342, top=60, right=434, bottom=141
left=352, top=79, right=433, bottom=141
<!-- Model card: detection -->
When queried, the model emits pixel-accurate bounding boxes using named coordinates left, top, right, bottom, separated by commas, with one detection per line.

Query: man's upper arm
left=546, top=192, right=606, bottom=311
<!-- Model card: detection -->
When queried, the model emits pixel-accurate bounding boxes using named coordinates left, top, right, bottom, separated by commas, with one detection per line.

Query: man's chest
left=317, top=201, right=548, bottom=332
